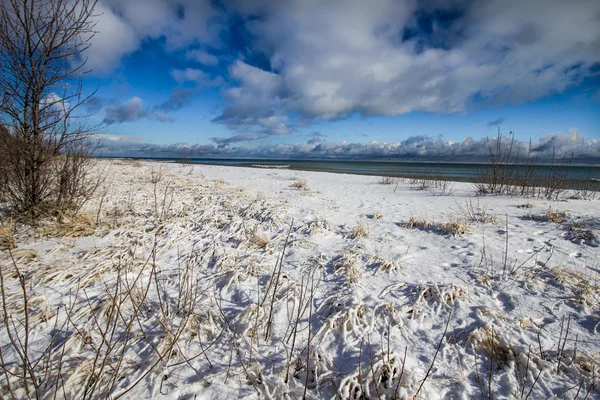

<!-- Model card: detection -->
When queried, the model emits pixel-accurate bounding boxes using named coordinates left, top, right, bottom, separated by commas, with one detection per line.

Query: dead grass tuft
left=0, top=221, right=16, bottom=250
left=40, top=211, right=95, bottom=237
left=403, top=216, right=469, bottom=236
left=248, top=231, right=270, bottom=249
left=473, top=326, right=514, bottom=369
left=291, top=179, right=308, bottom=190
left=544, top=208, right=567, bottom=223
left=403, top=216, right=433, bottom=229
left=441, top=218, right=469, bottom=236
left=348, top=222, right=369, bottom=239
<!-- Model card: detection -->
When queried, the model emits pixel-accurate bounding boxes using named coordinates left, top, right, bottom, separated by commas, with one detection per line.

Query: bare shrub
left=475, top=130, right=516, bottom=195
left=377, top=167, right=399, bottom=185
left=0, top=0, right=102, bottom=219
left=475, top=130, right=573, bottom=199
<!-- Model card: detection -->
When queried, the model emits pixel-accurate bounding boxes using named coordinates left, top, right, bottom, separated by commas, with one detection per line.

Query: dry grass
left=474, top=326, right=514, bottom=369
left=372, top=211, right=383, bottom=220
left=403, top=216, right=469, bottom=236
left=333, top=253, right=362, bottom=283
left=549, top=267, right=600, bottom=311
left=0, top=220, right=16, bottom=250
left=455, top=199, right=497, bottom=224
left=348, top=221, right=369, bottom=239
left=291, top=179, right=309, bottom=190
left=248, top=231, right=270, bottom=249
left=544, top=208, right=567, bottom=223
left=522, top=207, right=568, bottom=224
left=403, top=216, right=433, bottom=229
left=441, top=218, right=469, bottom=236
left=39, top=211, right=95, bottom=237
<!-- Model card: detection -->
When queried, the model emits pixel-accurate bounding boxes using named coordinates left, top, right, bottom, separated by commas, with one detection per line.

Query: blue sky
left=84, top=0, right=600, bottom=160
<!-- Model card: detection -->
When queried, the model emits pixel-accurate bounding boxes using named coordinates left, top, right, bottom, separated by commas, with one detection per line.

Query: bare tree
left=0, top=0, right=100, bottom=217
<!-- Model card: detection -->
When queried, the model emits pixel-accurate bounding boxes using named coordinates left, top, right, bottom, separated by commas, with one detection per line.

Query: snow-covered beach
left=1, top=159, right=599, bottom=399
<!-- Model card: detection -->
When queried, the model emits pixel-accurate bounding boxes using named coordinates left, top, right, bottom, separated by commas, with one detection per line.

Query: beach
left=1, top=158, right=599, bottom=399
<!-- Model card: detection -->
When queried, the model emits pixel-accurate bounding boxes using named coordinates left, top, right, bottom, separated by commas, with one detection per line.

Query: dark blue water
left=110, top=156, right=600, bottom=184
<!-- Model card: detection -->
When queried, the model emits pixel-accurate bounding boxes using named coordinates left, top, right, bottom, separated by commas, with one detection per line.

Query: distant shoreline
left=95, top=156, right=600, bottom=187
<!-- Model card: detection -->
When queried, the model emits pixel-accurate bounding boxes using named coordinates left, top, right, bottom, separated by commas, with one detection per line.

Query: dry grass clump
left=472, top=326, right=514, bottom=369
left=440, top=218, right=469, bottom=236
left=549, top=267, right=600, bottom=311
left=403, top=216, right=433, bottom=229
left=299, top=218, right=333, bottom=234
left=39, top=211, right=95, bottom=237
left=348, top=221, right=369, bottom=239
left=291, top=178, right=308, bottom=190
left=376, top=259, right=402, bottom=274
left=0, top=222, right=16, bottom=250
left=371, top=211, right=384, bottom=220
left=403, top=216, right=469, bottom=236
left=248, top=231, right=270, bottom=249
left=416, top=283, right=465, bottom=306
left=544, top=208, right=567, bottom=223
left=562, top=219, right=599, bottom=247
left=333, top=253, right=362, bottom=283
left=522, top=207, right=568, bottom=224
left=337, top=349, right=418, bottom=399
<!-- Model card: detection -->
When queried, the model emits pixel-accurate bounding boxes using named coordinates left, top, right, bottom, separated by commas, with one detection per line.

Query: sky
left=79, top=0, right=600, bottom=160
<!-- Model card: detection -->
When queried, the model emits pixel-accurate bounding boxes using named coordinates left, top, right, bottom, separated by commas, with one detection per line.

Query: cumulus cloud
left=87, top=0, right=218, bottom=74
left=80, top=1, right=599, bottom=140
left=211, top=0, right=600, bottom=135
left=104, top=97, right=174, bottom=124
left=187, top=49, right=219, bottom=65
left=94, top=130, right=600, bottom=162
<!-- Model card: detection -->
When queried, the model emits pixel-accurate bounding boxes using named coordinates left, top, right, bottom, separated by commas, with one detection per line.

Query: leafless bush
left=377, top=167, right=400, bottom=185
left=475, top=131, right=573, bottom=200
left=571, top=171, right=600, bottom=200
left=0, top=0, right=102, bottom=219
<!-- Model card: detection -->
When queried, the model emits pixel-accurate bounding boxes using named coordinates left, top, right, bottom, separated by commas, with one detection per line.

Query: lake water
left=110, top=157, right=600, bottom=186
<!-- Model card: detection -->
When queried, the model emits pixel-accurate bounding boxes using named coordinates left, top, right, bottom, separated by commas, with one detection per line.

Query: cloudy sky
left=84, top=0, right=600, bottom=160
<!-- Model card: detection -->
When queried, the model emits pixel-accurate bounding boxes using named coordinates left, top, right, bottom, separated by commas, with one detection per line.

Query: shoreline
left=94, top=156, right=600, bottom=187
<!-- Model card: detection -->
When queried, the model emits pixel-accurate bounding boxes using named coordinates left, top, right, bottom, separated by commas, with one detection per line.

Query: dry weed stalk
left=455, top=198, right=497, bottom=224
left=0, top=236, right=201, bottom=399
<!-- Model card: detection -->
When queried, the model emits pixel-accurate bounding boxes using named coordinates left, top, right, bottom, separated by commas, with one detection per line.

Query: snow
left=1, top=159, right=599, bottom=399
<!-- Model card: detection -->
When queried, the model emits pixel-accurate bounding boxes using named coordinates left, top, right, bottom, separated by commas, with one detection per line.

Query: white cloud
left=187, top=49, right=219, bottom=65
left=87, top=0, right=217, bottom=74
left=104, top=97, right=174, bottom=123
left=170, top=68, right=208, bottom=85
left=214, top=0, right=600, bottom=133
left=96, top=130, right=600, bottom=162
